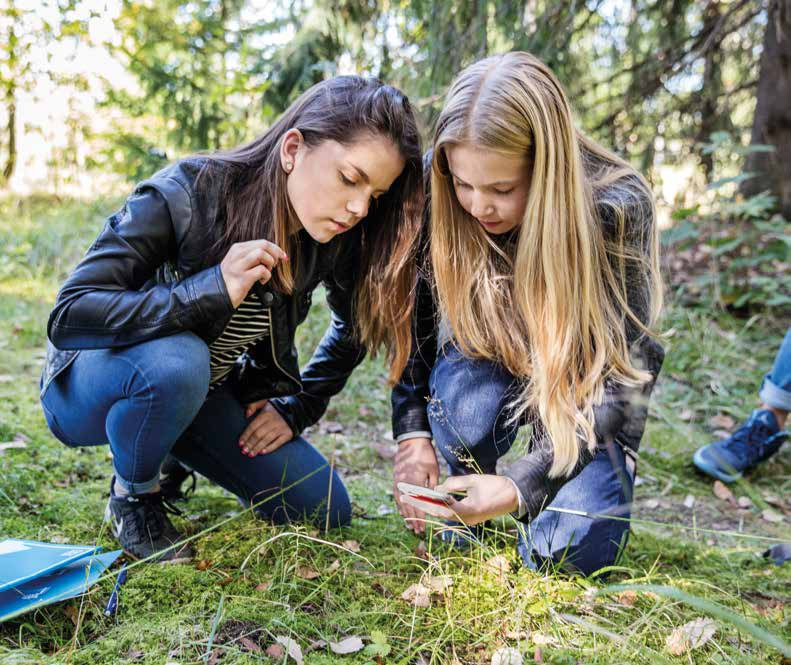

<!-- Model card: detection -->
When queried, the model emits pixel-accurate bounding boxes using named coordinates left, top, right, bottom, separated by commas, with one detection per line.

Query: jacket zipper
left=266, top=306, right=301, bottom=388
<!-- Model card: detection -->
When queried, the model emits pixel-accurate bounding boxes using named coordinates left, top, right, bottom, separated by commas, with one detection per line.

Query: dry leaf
left=427, top=575, right=453, bottom=594
left=616, top=590, right=638, bottom=606
left=414, top=540, right=429, bottom=560
left=323, top=420, right=344, bottom=433
left=665, top=618, right=716, bottom=655
left=504, top=629, right=529, bottom=640
left=491, top=646, right=523, bottom=665
left=342, top=539, right=361, bottom=553
left=195, top=559, right=211, bottom=571
left=274, top=636, right=304, bottom=664
left=401, top=583, right=431, bottom=608
left=255, top=581, right=271, bottom=592
left=126, top=650, right=144, bottom=660
left=643, top=499, right=660, bottom=509
left=712, top=481, right=735, bottom=504
left=683, top=494, right=696, bottom=509
left=358, top=405, right=371, bottom=416
left=296, top=565, right=320, bottom=580
left=329, top=636, right=364, bottom=654
left=266, top=643, right=285, bottom=659
left=485, top=555, right=511, bottom=583
left=240, top=637, right=261, bottom=653
left=328, top=559, right=341, bottom=573
left=376, top=503, right=395, bottom=516
left=737, top=496, right=753, bottom=509
left=708, top=414, right=735, bottom=430
left=0, top=441, right=27, bottom=452
left=306, top=639, right=328, bottom=653
left=679, top=409, right=694, bottom=421
left=531, top=633, right=558, bottom=646
left=371, top=442, right=396, bottom=460
left=63, top=605, right=80, bottom=626
left=761, top=509, right=783, bottom=523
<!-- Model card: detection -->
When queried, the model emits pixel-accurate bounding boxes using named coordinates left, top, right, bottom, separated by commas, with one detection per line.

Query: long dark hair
left=200, top=76, right=423, bottom=382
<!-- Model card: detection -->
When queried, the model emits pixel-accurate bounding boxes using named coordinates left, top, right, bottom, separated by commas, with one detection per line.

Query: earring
left=285, top=161, right=293, bottom=173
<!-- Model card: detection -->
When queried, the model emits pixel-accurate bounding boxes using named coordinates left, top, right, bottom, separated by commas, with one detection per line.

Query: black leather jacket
left=391, top=152, right=665, bottom=522
left=42, top=158, right=366, bottom=436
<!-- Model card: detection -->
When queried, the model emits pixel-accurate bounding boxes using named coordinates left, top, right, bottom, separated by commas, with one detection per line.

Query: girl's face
left=282, top=131, right=405, bottom=243
left=445, top=143, right=531, bottom=235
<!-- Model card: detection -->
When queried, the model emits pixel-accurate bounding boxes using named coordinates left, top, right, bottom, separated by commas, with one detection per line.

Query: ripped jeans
left=428, top=344, right=634, bottom=576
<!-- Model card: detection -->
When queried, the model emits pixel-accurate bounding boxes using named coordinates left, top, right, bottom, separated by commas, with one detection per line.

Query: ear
left=280, top=129, right=304, bottom=174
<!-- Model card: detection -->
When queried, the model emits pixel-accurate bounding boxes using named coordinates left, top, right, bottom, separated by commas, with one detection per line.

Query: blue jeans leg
left=169, top=380, right=352, bottom=528
left=758, top=327, right=791, bottom=412
left=40, top=332, right=210, bottom=493
left=428, top=344, right=520, bottom=476
left=517, top=444, right=633, bottom=577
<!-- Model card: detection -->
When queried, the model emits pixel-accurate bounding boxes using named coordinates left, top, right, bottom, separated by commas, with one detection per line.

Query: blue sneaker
left=693, top=409, right=789, bottom=483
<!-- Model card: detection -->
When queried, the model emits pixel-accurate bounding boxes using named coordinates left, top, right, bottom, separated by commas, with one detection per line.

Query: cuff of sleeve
left=505, top=476, right=529, bottom=519
left=396, top=431, right=433, bottom=444
left=268, top=398, right=301, bottom=438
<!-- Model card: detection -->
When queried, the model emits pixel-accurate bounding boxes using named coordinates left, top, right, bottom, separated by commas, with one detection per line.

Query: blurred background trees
left=0, top=0, right=787, bottom=310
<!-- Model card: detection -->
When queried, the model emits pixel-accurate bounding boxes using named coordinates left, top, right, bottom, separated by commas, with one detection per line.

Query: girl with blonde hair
left=391, top=52, right=664, bottom=575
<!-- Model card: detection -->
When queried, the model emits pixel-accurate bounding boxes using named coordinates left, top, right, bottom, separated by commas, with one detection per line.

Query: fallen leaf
left=643, top=499, right=659, bottom=509
left=737, top=496, right=753, bottom=509
left=761, top=509, right=783, bottom=523
left=763, top=494, right=787, bottom=510
left=531, top=633, right=558, bottom=646
left=665, top=617, right=716, bottom=655
left=371, top=442, right=396, bottom=460
left=401, top=583, right=431, bottom=607
left=376, top=503, right=395, bottom=516
left=504, top=629, right=529, bottom=640
left=342, top=539, right=361, bottom=553
left=616, top=590, right=638, bottom=606
left=240, top=637, right=261, bottom=653
left=323, top=420, right=344, bottom=433
left=679, top=409, right=694, bottom=421
left=328, top=559, right=341, bottom=573
left=306, top=639, right=327, bottom=653
left=0, top=441, right=27, bottom=452
left=127, top=650, right=144, bottom=660
left=484, top=555, right=511, bottom=583
left=708, top=414, right=735, bottom=430
left=266, top=643, right=285, bottom=659
left=296, top=565, right=320, bottom=580
left=329, top=636, right=364, bottom=654
left=491, top=646, right=523, bottom=665
left=63, top=605, right=80, bottom=626
left=358, top=405, right=371, bottom=416
left=195, top=559, right=211, bottom=571
left=683, top=494, right=696, bottom=509
left=371, top=581, right=392, bottom=597
left=274, top=636, right=304, bottom=664
left=255, top=581, right=271, bottom=592
left=712, top=481, right=735, bottom=504
left=427, top=575, right=453, bottom=594
left=414, top=540, right=429, bottom=560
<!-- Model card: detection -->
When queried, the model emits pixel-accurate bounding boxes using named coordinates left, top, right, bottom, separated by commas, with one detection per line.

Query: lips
left=331, top=219, right=352, bottom=229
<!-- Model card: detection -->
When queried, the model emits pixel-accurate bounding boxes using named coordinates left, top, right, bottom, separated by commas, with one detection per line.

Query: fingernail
left=284, top=254, right=289, bottom=261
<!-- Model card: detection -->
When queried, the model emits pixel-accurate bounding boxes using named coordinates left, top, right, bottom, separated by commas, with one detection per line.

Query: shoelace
left=124, top=494, right=183, bottom=543
left=724, top=418, right=777, bottom=466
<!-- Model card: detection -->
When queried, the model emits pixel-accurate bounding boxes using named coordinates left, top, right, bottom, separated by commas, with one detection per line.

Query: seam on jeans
left=111, top=352, right=157, bottom=492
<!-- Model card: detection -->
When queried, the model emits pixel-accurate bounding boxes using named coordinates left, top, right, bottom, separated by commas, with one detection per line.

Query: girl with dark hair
left=41, top=76, right=423, bottom=563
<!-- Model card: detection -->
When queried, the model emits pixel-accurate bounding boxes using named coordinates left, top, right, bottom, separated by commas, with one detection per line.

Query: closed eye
left=339, top=172, right=356, bottom=187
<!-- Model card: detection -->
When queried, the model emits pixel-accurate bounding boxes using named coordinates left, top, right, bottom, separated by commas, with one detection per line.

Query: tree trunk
left=2, top=14, right=17, bottom=185
left=742, top=0, right=791, bottom=218
left=697, top=2, right=725, bottom=181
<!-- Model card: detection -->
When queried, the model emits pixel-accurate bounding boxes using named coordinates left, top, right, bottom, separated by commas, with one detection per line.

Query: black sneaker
left=160, top=457, right=197, bottom=502
left=104, top=478, right=194, bottom=563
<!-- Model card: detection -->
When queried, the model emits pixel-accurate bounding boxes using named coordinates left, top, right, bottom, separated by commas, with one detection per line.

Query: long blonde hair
left=431, top=52, right=663, bottom=476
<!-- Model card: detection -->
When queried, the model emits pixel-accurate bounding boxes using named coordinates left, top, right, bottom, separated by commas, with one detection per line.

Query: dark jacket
left=391, top=151, right=665, bottom=521
left=42, top=158, right=366, bottom=436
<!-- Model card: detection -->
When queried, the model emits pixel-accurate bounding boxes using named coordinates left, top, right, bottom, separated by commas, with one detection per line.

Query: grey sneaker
left=104, top=478, right=194, bottom=563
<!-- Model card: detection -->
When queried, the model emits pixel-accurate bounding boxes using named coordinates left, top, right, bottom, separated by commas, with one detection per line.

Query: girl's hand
left=393, top=437, right=440, bottom=535
left=238, top=400, right=293, bottom=457
left=400, top=474, right=518, bottom=526
left=220, top=240, right=289, bottom=308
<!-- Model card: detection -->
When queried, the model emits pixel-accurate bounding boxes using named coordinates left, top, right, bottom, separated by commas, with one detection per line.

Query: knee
left=133, top=332, right=210, bottom=405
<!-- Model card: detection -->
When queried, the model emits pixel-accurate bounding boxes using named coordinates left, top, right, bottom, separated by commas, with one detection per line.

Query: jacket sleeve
left=270, top=237, right=367, bottom=434
left=47, top=181, right=233, bottom=350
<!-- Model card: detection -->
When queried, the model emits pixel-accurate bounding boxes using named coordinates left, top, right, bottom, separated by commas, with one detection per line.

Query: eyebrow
left=450, top=172, right=518, bottom=188
left=348, top=162, right=387, bottom=194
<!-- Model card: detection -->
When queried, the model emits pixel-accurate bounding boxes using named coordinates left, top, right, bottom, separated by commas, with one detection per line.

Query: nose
left=469, top=191, right=493, bottom=219
left=346, top=196, right=370, bottom=220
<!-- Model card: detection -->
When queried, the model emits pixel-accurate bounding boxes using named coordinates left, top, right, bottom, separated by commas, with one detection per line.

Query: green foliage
left=664, top=133, right=790, bottom=311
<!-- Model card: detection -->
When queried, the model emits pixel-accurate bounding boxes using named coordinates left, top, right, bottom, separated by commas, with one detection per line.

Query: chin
left=303, top=223, right=335, bottom=244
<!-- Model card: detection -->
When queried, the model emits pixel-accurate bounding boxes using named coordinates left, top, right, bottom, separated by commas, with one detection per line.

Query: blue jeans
left=759, top=327, right=791, bottom=412
left=40, top=331, right=351, bottom=528
left=428, top=344, right=633, bottom=576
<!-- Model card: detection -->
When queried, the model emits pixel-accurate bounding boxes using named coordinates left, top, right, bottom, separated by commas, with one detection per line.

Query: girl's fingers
left=245, top=400, right=268, bottom=418
left=259, top=433, right=291, bottom=455
left=401, top=495, right=455, bottom=521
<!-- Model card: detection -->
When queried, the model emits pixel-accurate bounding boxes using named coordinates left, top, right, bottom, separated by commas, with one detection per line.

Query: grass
left=0, top=192, right=789, bottom=664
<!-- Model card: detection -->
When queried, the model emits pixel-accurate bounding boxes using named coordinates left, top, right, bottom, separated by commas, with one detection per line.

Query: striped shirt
left=208, top=290, right=271, bottom=386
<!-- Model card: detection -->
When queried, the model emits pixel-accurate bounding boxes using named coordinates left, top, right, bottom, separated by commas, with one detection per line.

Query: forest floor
left=0, top=194, right=788, bottom=664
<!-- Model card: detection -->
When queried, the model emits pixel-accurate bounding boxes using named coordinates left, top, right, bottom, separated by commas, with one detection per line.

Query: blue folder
left=0, top=539, right=100, bottom=592
left=0, top=550, right=122, bottom=622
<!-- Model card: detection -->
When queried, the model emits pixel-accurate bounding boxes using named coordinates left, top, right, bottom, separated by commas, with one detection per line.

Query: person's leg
left=40, top=332, right=211, bottom=493
left=427, top=344, right=521, bottom=476
left=758, top=326, right=791, bottom=426
left=517, top=443, right=633, bottom=577
left=693, top=327, right=790, bottom=482
left=170, top=382, right=352, bottom=529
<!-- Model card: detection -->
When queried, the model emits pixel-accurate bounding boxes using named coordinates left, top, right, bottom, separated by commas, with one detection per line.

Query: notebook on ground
left=0, top=539, right=101, bottom=593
